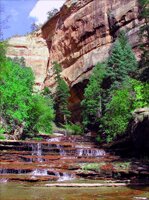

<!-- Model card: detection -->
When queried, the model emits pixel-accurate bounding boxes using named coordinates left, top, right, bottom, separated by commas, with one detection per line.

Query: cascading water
left=77, top=148, right=106, bottom=157
left=31, top=143, right=43, bottom=162
left=47, top=137, right=61, bottom=142
left=31, top=169, right=48, bottom=176
left=58, top=173, right=75, bottom=182
left=54, top=171, right=75, bottom=182
left=57, top=144, right=67, bottom=156
left=48, top=137, right=66, bottom=156
left=0, top=136, right=108, bottom=182
left=0, top=178, right=8, bottom=183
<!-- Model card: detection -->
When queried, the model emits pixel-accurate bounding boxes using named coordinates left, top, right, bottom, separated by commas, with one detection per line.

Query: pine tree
left=138, top=0, right=149, bottom=82
left=53, top=62, right=71, bottom=124
left=107, top=31, right=138, bottom=90
left=81, top=63, right=106, bottom=130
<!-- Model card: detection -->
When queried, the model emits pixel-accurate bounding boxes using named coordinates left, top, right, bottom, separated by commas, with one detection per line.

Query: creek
left=0, top=135, right=149, bottom=199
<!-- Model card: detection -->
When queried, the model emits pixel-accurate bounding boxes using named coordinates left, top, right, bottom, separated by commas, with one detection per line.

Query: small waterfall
left=54, top=171, right=75, bottom=182
left=0, top=178, right=8, bottom=183
left=31, top=169, right=48, bottom=176
left=47, top=137, right=66, bottom=156
left=57, top=144, right=66, bottom=156
left=77, top=148, right=106, bottom=157
left=31, top=143, right=43, bottom=162
left=37, top=143, right=42, bottom=162
left=48, top=137, right=61, bottom=142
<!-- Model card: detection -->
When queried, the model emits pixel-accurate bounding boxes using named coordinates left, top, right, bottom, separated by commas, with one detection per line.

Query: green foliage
left=0, top=134, right=5, bottom=140
left=101, top=85, right=132, bottom=142
left=27, top=94, right=54, bottom=134
left=0, top=59, right=34, bottom=134
left=101, top=79, right=149, bottom=142
left=138, top=0, right=149, bottom=82
left=81, top=63, right=106, bottom=129
left=53, top=62, right=71, bottom=124
left=0, top=56, right=54, bottom=138
left=0, top=41, right=7, bottom=76
left=107, top=31, right=138, bottom=90
left=0, top=125, right=5, bottom=140
left=12, top=56, right=26, bottom=67
left=81, top=163, right=102, bottom=171
left=62, top=123, right=83, bottom=135
left=82, top=31, right=147, bottom=142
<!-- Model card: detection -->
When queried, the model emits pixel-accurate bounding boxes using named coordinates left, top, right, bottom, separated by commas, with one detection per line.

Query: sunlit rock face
left=42, top=0, right=142, bottom=89
left=6, top=31, right=49, bottom=90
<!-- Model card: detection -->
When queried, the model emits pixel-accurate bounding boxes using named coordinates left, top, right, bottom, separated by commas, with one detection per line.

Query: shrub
left=62, top=123, right=83, bottom=135
left=27, top=94, right=54, bottom=134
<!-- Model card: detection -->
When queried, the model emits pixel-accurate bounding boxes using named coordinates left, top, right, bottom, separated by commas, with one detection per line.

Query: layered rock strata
left=42, top=0, right=142, bottom=89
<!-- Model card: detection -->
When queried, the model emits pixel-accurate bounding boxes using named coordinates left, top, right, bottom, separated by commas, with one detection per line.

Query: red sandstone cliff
left=42, top=0, right=142, bottom=88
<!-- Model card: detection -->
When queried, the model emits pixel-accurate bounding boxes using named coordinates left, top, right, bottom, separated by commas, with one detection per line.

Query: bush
left=27, top=94, right=54, bottom=134
left=62, top=123, right=83, bottom=135
left=0, top=134, right=5, bottom=140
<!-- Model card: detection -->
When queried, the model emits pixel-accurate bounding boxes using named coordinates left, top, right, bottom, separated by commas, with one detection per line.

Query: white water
left=77, top=148, right=106, bottom=157
left=57, top=144, right=67, bottom=156
left=31, top=169, right=48, bottom=176
left=31, top=143, right=43, bottom=162
left=0, top=178, right=8, bottom=183
left=54, top=172, right=75, bottom=182
left=47, top=137, right=61, bottom=142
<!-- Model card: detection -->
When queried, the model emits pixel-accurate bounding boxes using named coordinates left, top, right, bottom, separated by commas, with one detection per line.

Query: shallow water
left=0, top=182, right=149, bottom=200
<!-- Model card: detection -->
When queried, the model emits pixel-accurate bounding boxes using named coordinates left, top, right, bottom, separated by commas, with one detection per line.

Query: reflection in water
left=0, top=183, right=149, bottom=200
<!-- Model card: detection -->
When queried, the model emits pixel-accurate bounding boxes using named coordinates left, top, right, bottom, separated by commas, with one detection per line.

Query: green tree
left=13, top=56, right=26, bottom=67
left=53, top=62, right=71, bottom=124
left=81, top=63, right=106, bottom=130
left=47, top=9, right=58, bottom=20
left=138, top=0, right=149, bottom=82
left=0, top=59, right=34, bottom=137
left=27, top=94, right=54, bottom=135
left=101, top=79, right=149, bottom=142
left=0, top=41, right=7, bottom=76
left=0, top=58, right=54, bottom=139
left=106, top=31, right=138, bottom=91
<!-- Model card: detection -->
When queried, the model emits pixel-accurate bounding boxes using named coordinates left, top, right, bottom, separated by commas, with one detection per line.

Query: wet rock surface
left=0, top=136, right=149, bottom=183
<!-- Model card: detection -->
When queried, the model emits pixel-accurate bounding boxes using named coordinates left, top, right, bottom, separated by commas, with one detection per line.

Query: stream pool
left=0, top=182, right=149, bottom=200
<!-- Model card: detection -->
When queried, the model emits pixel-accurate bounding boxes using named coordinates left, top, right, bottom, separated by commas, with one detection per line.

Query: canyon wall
left=7, top=0, right=143, bottom=121
left=6, top=31, right=49, bottom=90
left=42, top=0, right=141, bottom=89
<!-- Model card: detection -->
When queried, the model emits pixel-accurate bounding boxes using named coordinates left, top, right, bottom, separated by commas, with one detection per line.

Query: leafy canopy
left=0, top=55, right=54, bottom=138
